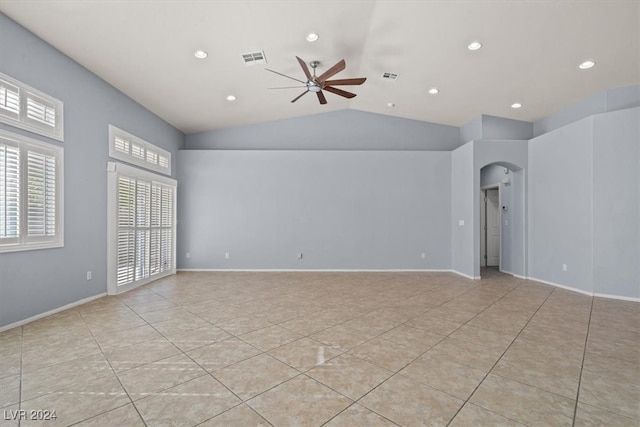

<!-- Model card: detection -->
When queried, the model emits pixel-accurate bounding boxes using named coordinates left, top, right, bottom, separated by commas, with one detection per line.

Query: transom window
left=109, top=125, right=171, bottom=175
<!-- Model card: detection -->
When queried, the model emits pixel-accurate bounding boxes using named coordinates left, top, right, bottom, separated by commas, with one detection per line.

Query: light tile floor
left=1, top=270, right=639, bottom=426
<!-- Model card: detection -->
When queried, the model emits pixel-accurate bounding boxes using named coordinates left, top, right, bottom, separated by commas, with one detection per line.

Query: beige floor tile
left=278, top=314, right=335, bottom=336
left=449, top=403, right=526, bottom=427
left=103, top=339, right=181, bottom=372
left=324, top=404, right=397, bottom=426
left=213, top=354, right=299, bottom=400
left=348, top=336, right=422, bottom=372
left=424, top=306, right=478, bottom=324
left=20, top=374, right=130, bottom=426
left=134, top=375, right=240, bottom=426
left=492, top=349, right=582, bottom=399
left=574, top=402, right=639, bottom=426
left=399, top=353, right=486, bottom=400
left=469, top=374, right=575, bottom=426
left=405, top=314, right=462, bottom=336
left=426, top=337, right=504, bottom=372
left=448, top=324, right=516, bottom=352
left=586, top=330, right=640, bottom=364
left=21, top=354, right=112, bottom=401
left=310, top=324, right=372, bottom=352
left=162, top=325, right=232, bottom=352
left=378, top=325, right=444, bottom=352
left=200, top=403, right=270, bottom=426
left=186, top=338, right=261, bottom=372
left=91, top=324, right=163, bottom=351
left=152, top=314, right=211, bottom=336
left=216, top=315, right=274, bottom=336
left=74, top=403, right=145, bottom=426
left=0, top=375, right=20, bottom=408
left=268, top=337, right=342, bottom=372
left=117, top=353, right=207, bottom=400
left=239, top=325, right=303, bottom=352
left=359, top=374, right=464, bottom=426
left=22, top=336, right=104, bottom=372
left=247, top=375, right=351, bottom=427
left=0, top=350, right=21, bottom=379
left=306, top=353, right=392, bottom=400
left=0, top=404, right=19, bottom=427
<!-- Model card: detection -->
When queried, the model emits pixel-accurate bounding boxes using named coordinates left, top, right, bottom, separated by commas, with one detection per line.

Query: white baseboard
left=449, top=270, right=481, bottom=280
left=526, top=276, right=594, bottom=296
left=513, top=274, right=527, bottom=280
left=593, top=292, right=640, bottom=302
left=0, top=293, right=107, bottom=333
left=178, top=268, right=454, bottom=273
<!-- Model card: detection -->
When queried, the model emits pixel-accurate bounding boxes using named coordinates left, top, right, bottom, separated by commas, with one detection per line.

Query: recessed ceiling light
left=387, top=102, right=395, bottom=107
left=467, top=41, right=482, bottom=51
left=194, top=50, right=208, bottom=59
left=428, top=88, right=439, bottom=95
left=578, top=60, right=596, bottom=69
left=226, top=95, right=236, bottom=101
left=511, top=103, right=522, bottom=109
left=306, top=33, right=319, bottom=42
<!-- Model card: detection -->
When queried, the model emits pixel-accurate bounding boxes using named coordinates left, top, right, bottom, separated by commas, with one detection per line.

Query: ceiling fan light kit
left=266, top=56, right=367, bottom=105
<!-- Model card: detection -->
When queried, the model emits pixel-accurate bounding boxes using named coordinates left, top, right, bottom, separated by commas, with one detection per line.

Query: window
left=107, top=162, right=176, bottom=295
left=0, top=73, right=64, bottom=141
left=108, top=125, right=171, bottom=175
left=0, top=130, right=64, bottom=252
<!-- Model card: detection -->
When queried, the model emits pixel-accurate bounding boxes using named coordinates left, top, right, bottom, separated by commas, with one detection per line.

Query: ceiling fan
left=266, top=57, right=366, bottom=105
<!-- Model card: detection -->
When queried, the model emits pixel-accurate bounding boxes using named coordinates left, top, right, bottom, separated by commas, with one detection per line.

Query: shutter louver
left=117, top=177, right=135, bottom=286
left=114, top=136, right=130, bottom=154
left=27, top=150, right=56, bottom=237
left=0, top=143, right=20, bottom=239
left=0, top=82, right=20, bottom=117
left=26, top=95, right=56, bottom=128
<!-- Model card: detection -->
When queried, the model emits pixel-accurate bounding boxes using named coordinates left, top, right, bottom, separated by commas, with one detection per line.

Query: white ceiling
left=1, top=1, right=638, bottom=134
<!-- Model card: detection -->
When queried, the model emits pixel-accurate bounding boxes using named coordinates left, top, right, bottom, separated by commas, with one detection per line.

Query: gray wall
left=177, top=150, right=452, bottom=270
left=592, top=107, right=639, bottom=298
left=0, top=14, right=185, bottom=327
left=528, top=118, right=594, bottom=293
left=460, top=115, right=533, bottom=144
left=186, top=109, right=461, bottom=151
left=450, top=142, right=475, bottom=277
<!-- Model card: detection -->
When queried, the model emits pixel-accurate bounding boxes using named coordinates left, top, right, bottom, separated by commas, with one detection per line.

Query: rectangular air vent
left=382, top=72, right=399, bottom=81
left=242, top=51, right=267, bottom=66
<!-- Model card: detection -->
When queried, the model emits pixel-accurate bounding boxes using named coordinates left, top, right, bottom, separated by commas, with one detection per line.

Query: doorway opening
left=480, top=187, right=501, bottom=272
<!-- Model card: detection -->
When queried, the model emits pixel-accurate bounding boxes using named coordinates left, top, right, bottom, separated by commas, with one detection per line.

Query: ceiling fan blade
left=296, top=56, right=313, bottom=81
left=323, top=86, right=357, bottom=99
left=317, top=59, right=346, bottom=82
left=265, top=68, right=306, bottom=84
left=291, top=90, right=309, bottom=103
left=316, top=91, right=327, bottom=105
left=268, top=85, right=307, bottom=89
left=324, top=77, right=367, bottom=86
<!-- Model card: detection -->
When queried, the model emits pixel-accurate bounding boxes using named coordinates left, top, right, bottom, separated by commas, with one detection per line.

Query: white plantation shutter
left=0, top=73, right=64, bottom=141
left=0, top=130, right=63, bottom=252
left=108, top=125, right=171, bottom=175
left=109, top=162, right=176, bottom=292
left=0, top=143, right=20, bottom=242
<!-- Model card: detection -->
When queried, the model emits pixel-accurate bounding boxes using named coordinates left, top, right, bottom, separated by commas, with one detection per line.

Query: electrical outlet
left=86, top=271, right=92, bottom=280
left=297, top=253, right=303, bottom=260
left=186, top=252, right=191, bottom=259
left=562, top=264, right=568, bottom=271
left=225, top=252, right=230, bottom=259
left=421, top=253, right=426, bottom=259
left=458, top=220, right=464, bottom=226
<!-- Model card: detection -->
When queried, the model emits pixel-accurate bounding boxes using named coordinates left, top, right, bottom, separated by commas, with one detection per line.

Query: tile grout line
left=571, top=295, right=595, bottom=427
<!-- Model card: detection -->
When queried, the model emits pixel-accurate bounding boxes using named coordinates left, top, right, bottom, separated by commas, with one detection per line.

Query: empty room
left=0, top=1, right=638, bottom=426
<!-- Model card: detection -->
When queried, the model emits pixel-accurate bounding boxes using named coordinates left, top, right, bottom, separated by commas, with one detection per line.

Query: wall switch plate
left=225, top=252, right=230, bottom=259
left=458, top=220, right=464, bottom=226
left=86, top=271, right=92, bottom=280
left=562, top=264, right=568, bottom=271
left=421, top=253, right=426, bottom=259
left=297, top=253, right=303, bottom=259
left=186, top=252, right=191, bottom=258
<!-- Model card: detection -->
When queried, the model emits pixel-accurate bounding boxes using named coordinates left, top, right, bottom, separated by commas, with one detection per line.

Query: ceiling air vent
left=242, top=51, right=267, bottom=66
left=382, top=72, right=399, bottom=81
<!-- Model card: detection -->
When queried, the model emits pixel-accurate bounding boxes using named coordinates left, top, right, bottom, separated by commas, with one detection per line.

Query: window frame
left=0, top=129, right=64, bottom=253
left=0, top=72, right=64, bottom=142
left=106, top=161, right=176, bottom=295
left=108, top=125, right=171, bottom=176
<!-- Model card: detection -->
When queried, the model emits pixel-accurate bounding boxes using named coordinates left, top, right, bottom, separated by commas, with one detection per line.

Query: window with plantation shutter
left=108, top=125, right=171, bottom=175
left=0, top=130, right=63, bottom=252
left=107, top=161, right=176, bottom=294
left=0, top=73, right=64, bottom=141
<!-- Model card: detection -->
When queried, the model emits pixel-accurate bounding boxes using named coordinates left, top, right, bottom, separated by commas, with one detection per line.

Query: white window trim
left=106, top=161, right=176, bottom=295
left=0, top=72, right=64, bottom=142
left=0, top=129, right=64, bottom=253
left=108, top=125, right=171, bottom=176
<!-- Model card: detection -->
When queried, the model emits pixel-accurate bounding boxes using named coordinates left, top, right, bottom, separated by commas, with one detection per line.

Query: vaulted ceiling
left=1, top=1, right=638, bottom=134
